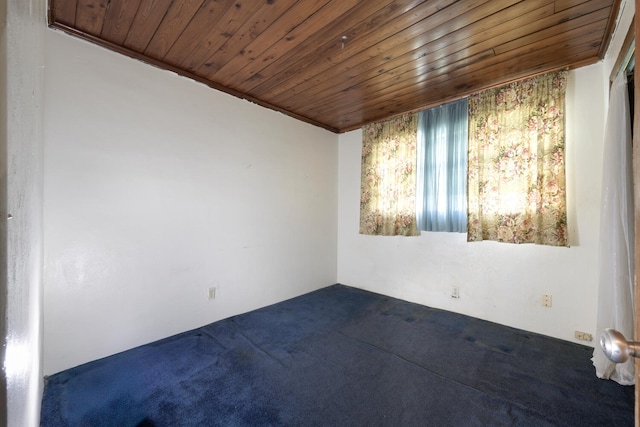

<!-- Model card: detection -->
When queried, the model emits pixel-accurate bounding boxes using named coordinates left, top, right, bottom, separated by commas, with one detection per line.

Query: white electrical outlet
left=208, top=287, right=216, bottom=300
left=542, top=294, right=552, bottom=307
left=451, top=286, right=460, bottom=299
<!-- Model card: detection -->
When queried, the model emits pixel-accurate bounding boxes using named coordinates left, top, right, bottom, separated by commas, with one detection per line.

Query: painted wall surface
left=43, top=31, right=338, bottom=375
left=5, top=0, right=46, bottom=425
left=337, top=63, right=606, bottom=345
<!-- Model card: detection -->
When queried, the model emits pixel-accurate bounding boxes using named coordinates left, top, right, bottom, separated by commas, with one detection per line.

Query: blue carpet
left=41, top=284, right=634, bottom=426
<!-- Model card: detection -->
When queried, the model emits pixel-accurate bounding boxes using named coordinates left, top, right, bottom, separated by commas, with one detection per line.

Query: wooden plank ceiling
left=49, top=0, right=619, bottom=133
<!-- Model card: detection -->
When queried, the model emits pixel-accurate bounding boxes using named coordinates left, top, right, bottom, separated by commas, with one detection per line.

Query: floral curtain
left=360, top=113, right=420, bottom=236
left=467, top=71, right=568, bottom=246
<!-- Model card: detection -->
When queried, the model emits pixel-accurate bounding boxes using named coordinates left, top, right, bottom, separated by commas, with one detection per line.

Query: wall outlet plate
left=575, top=331, right=593, bottom=342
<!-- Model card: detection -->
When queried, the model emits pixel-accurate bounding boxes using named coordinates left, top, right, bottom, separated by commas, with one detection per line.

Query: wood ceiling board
left=122, top=0, right=175, bottom=52
left=285, top=1, right=612, bottom=127
left=204, top=0, right=335, bottom=82
left=273, top=1, right=558, bottom=109
left=190, top=0, right=301, bottom=77
left=494, top=16, right=608, bottom=56
left=75, top=0, right=108, bottom=34
left=215, top=0, right=363, bottom=90
left=311, top=23, right=604, bottom=128
left=287, top=0, right=608, bottom=111
left=272, top=1, right=559, bottom=112
left=48, top=0, right=620, bottom=133
left=326, top=27, right=603, bottom=119
left=162, top=0, right=238, bottom=67
left=342, top=37, right=602, bottom=127
left=555, top=0, right=595, bottom=13
left=143, top=0, right=206, bottom=60
left=248, top=0, right=459, bottom=100
left=101, top=0, right=140, bottom=44
left=50, top=0, right=77, bottom=26
left=176, top=0, right=272, bottom=72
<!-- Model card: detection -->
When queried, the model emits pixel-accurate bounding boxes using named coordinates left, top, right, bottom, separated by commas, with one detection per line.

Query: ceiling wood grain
left=48, top=0, right=620, bottom=133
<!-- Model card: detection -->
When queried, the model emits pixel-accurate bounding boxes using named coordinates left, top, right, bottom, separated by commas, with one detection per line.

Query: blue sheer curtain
left=416, top=98, right=468, bottom=232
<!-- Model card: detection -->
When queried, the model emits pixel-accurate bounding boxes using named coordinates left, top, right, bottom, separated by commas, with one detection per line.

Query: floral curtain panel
left=360, top=113, right=420, bottom=236
left=467, top=71, right=568, bottom=246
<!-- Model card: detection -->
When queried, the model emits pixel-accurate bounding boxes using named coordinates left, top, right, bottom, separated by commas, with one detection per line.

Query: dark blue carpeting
left=41, top=284, right=634, bottom=426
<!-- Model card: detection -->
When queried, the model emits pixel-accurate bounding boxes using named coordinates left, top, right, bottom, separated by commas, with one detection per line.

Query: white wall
left=43, top=30, right=339, bottom=375
left=337, top=63, right=607, bottom=345
left=4, top=0, right=46, bottom=425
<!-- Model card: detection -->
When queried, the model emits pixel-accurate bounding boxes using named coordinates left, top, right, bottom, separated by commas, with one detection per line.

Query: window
left=416, top=99, right=468, bottom=232
left=360, top=71, right=567, bottom=246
